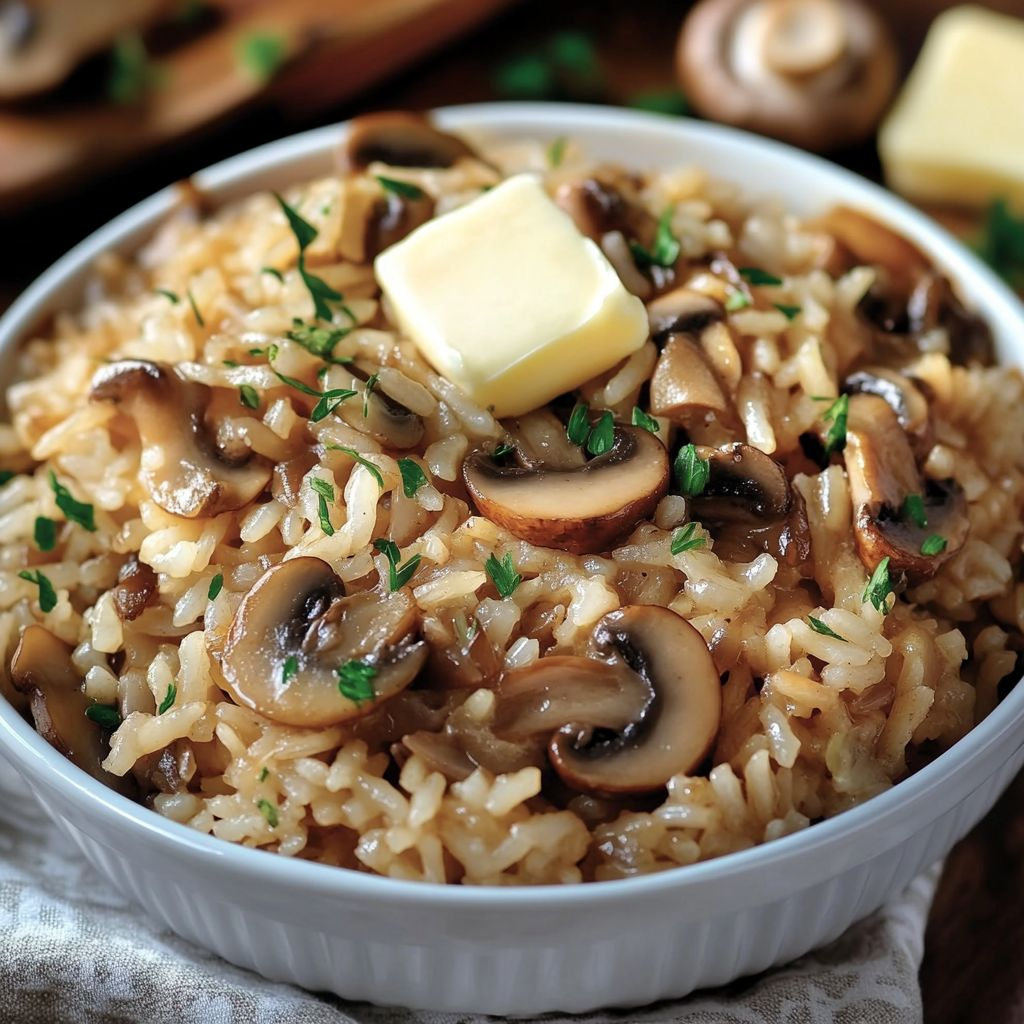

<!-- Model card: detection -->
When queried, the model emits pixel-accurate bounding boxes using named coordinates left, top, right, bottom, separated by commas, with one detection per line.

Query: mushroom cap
left=112, top=555, right=159, bottom=623
left=463, top=425, right=670, bottom=555
left=554, top=176, right=656, bottom=245
left=339, top=365, right=425, bottom=450
left=90, top=360, right=271, bottom=519
left=364, top=189, right=436, bottom=260
left=647, top=287, right=724, bottom=341
left=677, top=0, right=899, bottom=151
left=220, top=557, right=428, bottom=728
left=695, top=442, right=792, bottom=522
left=843, top=366, right=933, bottom=457
left=11, top=625, right=134, bottom=796
left=340, top=111, right=480, bottom=172
left=495, top=606, right=722, bottom=794
left=650, top=333, right=731, bottom=426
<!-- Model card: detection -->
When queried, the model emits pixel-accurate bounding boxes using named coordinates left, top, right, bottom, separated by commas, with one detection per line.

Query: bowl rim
left=2, top=101, right=1024, bottom=908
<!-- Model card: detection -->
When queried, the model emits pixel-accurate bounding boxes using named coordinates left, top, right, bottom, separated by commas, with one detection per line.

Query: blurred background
left=1, top=0, right=1023, bottom=1018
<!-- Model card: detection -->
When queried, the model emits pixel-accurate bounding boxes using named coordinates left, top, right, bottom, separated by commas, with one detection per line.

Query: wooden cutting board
left=0, top=0, right=514, bottom=212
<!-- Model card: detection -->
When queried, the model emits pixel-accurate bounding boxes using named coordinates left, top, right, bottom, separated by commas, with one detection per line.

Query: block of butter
left=374, top=174, right=648, bottom=418
left=879, top=6, right=1024, bottom=210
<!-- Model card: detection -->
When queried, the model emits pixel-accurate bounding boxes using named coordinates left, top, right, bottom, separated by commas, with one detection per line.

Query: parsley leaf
left=261, top=266, right=284, bottom=282
left=376, top=175, right=425, bottom=200
left=547, top=136, right=568, bottom=168
left=807, top=615, right=847, bottom=642
left=337, top=660, right=377, bottom=704
left=257, top=798, right=279, bottom=828
left=19, top=570, right=57, bottom=613
left=186, top=289, right=205, bottom=327
left=674, top=444, right=710, bottom=497
left=863, top=556, right=894, bottom=614
left=49, top=471, right=96, bottom=532
left=485, top=552, right=522, bottom=599
left=208, top=573, right=224, bottom=600
left=0, top=471, right=14, bottom=487
left=85, top=704, right=122, bottom=731
left=326, top=446, right=384, bottom=489
left=491, top=442, right=515, bottom=461
left=773, top=303, right=802, bottom=320
left=566, top=401, right=591, bottom=446
left=362, top=373, right=379, bottom=418
left=631, top=207, right=680, bottom=269
left=236, top=31, right=287, bottom=83
left=921, top=534, right=947, bottom=556
left=670, top=521, right=705, bottom=555
left=157, top=682, right=177, bottom=715
left=725, top=289, right=751, bottom=311
left=397, top=458, right=428, bottom=499
left=34, top=517, right=57, bottom=552
left=239, top=384, right=260, bottom=410
left=821, top=394, right=849, bottom=454
left=273, top=193, right=347, bottom=321
left=631, top=407, right=660, bottom=433
left=374, top=538, right=422, bottom=591
left=586, top=410, right=615, bottom=456
left=155, top=288, right=179, bottom=304
left=107, top=32, right=161, bottom=105
left=739, top=267, right=783, bottom=286
left=310, top=477, right=336, bottom=536
left=286, top=319, right=350, bottom=360
left=901, top=494, right=927, bottom=529
left=272, top=371, right=356, bottom=421
left=281, top=655, right=298, bottom=687
left=258, top=766, right=270, bottom=782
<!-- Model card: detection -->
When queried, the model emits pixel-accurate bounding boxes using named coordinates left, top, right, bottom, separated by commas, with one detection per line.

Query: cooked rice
left=2, top=129, right=1023, bottom=885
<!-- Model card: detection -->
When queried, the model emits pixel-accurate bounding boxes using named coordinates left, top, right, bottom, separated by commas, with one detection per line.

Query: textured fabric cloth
left=0, top=757, right=935, bottom=1024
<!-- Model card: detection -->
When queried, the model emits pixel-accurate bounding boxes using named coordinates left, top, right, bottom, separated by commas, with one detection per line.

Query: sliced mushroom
left=650, top=333, right=731, bottom=426
left=647, top=287, right=724, bottom=341
left=494, top=606, right=721, bottom=794
left=694, top=442, right=792, bottom=522
left=463, top=425, right=669, bottom=554
left=11, top=625, right=135, bottom=796
left=341, top=111, right=480, bottom=172
left=555, top=176, right=656, bottom=245
left=507, top=409, right=586, bottom=472
left=112, top=555, right=159, bottom=623
left=365, top=188, right=436, bottom=260
left=341, top=365, right=424, bottom=450
left=843, top=367, right=933, bottom=457
left=220, top=557, right=427, bottom=727
left=91, top=360, right=271, bottom=519
left=844, top=394, right=968, bottom=580
left=272, top=452, right=318, bottom=510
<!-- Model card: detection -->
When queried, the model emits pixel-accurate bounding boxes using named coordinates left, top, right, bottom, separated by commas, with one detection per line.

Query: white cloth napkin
left=0, top=756, right=936, bottom=1023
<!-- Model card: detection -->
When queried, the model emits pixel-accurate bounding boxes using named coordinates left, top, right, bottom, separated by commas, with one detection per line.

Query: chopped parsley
left=310, top=477, right=336, bottom=536
left=374, top=539, right=422, bottom=591
left=586, top=410, right=615, bottom=456
left=223, top=360, right=239, bottom=368
left=34, top=517, right=57, bottom=552
left=239, top=384, right=260, bottom=410
left=485, top=552, right=522, bottom=599
left=631, top=207, right=680, bottom=269
left=155, top=288, right=179, bottom=304
left=19, top=570, right=57, bottom=613
left=186, top=289, right=205, bottom=327
left=337, top=660, right=377, bottom=704
left=920, top=534, right=947, bottom=556
left=208, top=573, right=224, bottom=600
left=631, top=407, right=660, bottom=434
left=901, top=494, right=928, bottom=529
left=773, top=303, right=802, bottom=320
left=674, top=444, right=710, bottom=497
left=376, top=176, right=425, bottom=200
left=257, top=798, right=279, bottom=828
left=286, top=319, right=351, bottom=361
left=49, top=471, right=96, bottom=532
left=257, top=766, right=270, bottom=782
left=85, top=704, right=122, bottom=731
left=975, top=198, right=1024, bottom=289
left=627, top=89, right=689, bottom=116
left=739, top=267, right=783, bottom=286
left=236, top=31, right=287, bottom=83
left=491, top=442, right=515, bottom=462
left=566, top=401, right=591, bottom=446
left=725, top=290, right=751, bottom=312
left=547, top=136, right=568, bottom=168
left=821, top=394, right=849, bottom=454
left=274, top=193, right=347, bottom=322
left=807, top=616, right=847, bottom=642
left=272, top=371, right=356, bottom=422
left=0, top=471, right=14, bottom=487
left=670, top=521, right=705, bottom=555
left=261, top=266, right=284, bottom=282
left=397, top=458, right=428, bottom=499
left=157, top=682, right=177, bottom=715
left=107, top=32, right=160, bottom=105
left=863, top=556, right=894, bottom=614
left=326, top=446, right=384, bottom=489
left=362, top=373, right=379, bottom=418
left=281, top=655, right=298, bottom=687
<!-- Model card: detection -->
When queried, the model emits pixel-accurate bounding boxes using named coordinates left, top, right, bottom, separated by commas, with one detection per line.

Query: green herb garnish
left=258, top=766, right=270, bottom=782
left=19, top=570, right=57, bottom=613
left=257, top=798, right=279, bottom=828
left=362, top=373, right=379, bottom=418
left=208, top=573, right=224, bottom=600
left=376, top=176, right=425, bottom=200
left=739, top=267, right=783, bottom=286
left=186, top=289, right=205, bottom=327
left=337, top=660, right=377, bottom=704
left=85, top=704, right=122, bottom=731
left=261, top=266, right=284, bottom=282
left=627, top=89, right=689, bottom=116
left=631, top=207, right=680, bottom=269
left=485, top=552, right=522, bottom=599
left=286, top=319, right=351, bottom=360
left=397, top=458, right=428, bottom=499
left=236, top=31, right=287, bottom=83
left=491, top=442, right=515, bottom=461
left=326, top=446, right=384, bottom=489
left=631, top=407, right=660, bottom=434
left=374, top=539, right=422, bottom=591
left=155, top=288, right=179, bottom=304
left=725, top=290, right=751, bottom=311
left=49, top=471, right=96, bottom=532
left=863, top=556, right=894, bottom=614
left=34, top=517, right=57, bottom=552
left=157, top=682, right=177, bottom=715
left=281, top=655, right=298, bottom=687
left=108, top=32, right=160, bottom=105
left=807, top=616, right=847, bottom=642
left=239, top=384, right=260, bottom=410
left=310, top=477, right=336, bottom=536
left=901, top=494, right=927, bottom=529
left=274, top=193, right=347, bottom=322
left=920, top=534, right=947, bottom=556
left=547, top=136, right=568, bottom=168
left=586, top=410, right=615, bottom=456
left=0, top=471, right=14, bottom=487
left=674, top=444, right=710, bottom=497
left=821, top=394, right=849, bottom=454
left=670, top=522, right=705, bottom=555
left=566, top=401, right=591, bottom=446
left=773, top=303, right=802, bottom=320
left=975, top=198, right=1024, bottom=289
left=272, top=371, right=356, bottom=421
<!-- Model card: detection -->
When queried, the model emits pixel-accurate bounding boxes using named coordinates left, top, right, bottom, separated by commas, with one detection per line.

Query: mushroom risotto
left=2, top=113, right=1022, bottom=885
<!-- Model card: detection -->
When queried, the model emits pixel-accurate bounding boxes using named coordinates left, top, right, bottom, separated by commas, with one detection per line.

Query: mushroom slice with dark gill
left=554, top=176, right=656, bottom=245
left=364, top=187, right=436, bottom=261
left=340, top=111, right=481, bottom=172
left=112, top=554, right=159, bottom=623
left=90, top=360, right=271, bottom=519
left=844, top=394, right=968, bottom=581
left=462, top=425, right=669, bottom=555
left=11, top=625, right=134, bottom=796
left=843, top=367, right=933, bottom=457
left=343, top=365, right=424, bottom=450
left=494, top=606, right=721, bottom=795
left=646, top=287, right=724, bottom=342
left=220, top=557, right=428, bottom=728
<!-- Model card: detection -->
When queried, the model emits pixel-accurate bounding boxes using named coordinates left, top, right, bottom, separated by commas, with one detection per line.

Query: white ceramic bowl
left=2, top=103, right=1023, bottom=1016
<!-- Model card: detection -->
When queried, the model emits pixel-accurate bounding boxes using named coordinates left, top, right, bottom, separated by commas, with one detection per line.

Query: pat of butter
left=880, top=6, right=1024, bottom=210
left=374, top=174, right=648, bottom=418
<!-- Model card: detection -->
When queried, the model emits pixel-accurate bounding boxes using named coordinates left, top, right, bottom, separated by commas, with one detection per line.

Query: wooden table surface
left=2, top=1, right=1022, bottom=1019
